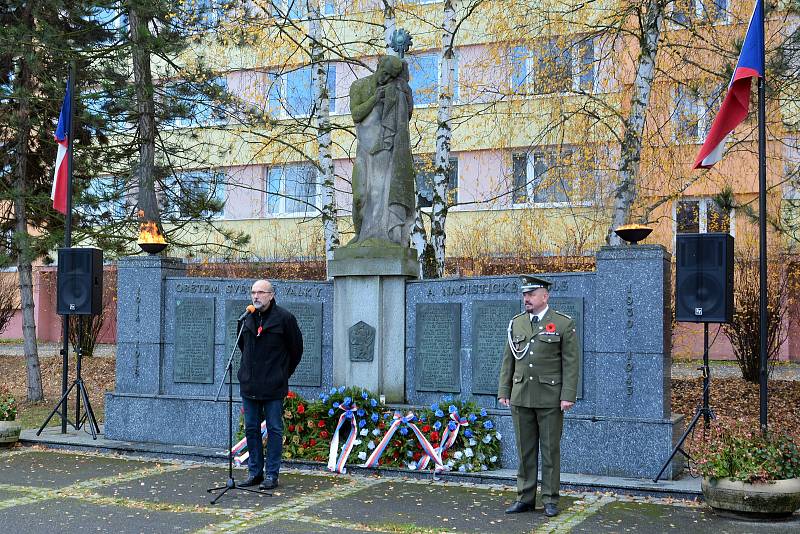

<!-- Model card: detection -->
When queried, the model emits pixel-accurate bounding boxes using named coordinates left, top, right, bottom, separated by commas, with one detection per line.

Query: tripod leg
left=76, top=380, right=99, bottom=439
left=36, top=381, right=79, bottom=436
left=653, top=406, right=705, bottom=482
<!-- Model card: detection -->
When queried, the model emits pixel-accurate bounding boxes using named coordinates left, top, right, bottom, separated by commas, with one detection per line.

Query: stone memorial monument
left=328, top=29, right=419, bottom=402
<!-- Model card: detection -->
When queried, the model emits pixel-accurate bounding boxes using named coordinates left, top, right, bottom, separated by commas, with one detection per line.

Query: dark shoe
left=544, top=503, right=559, bottom=517
left=259, top=477, right=278, bottom=490
left=505, top=501, right=534, bottom=514
left=239, top=474, right=263, bottom=487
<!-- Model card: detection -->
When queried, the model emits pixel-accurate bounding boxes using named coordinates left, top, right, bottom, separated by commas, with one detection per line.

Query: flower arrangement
left=689, top=421, right=800, bottom=483
left=0, top=386, right=16, bottom=422
left=236, top=387, right=502, bottom=473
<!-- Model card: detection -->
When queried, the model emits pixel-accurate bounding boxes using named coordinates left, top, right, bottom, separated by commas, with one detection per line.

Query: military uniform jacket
left=497, top=307, right=579, bottom=408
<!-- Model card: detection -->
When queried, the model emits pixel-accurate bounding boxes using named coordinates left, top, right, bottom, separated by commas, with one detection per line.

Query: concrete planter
left=702, top=477, right=800, bottom=519
left=0, top=420, right=22, bottom=447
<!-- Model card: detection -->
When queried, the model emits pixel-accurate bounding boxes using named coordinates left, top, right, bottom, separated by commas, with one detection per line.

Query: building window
left=673, top=84, right=722, bottom=143
left=270, top=0, right=310, bottom=19
left=671, top=0, right=729, bottom=26
left=414, top=155, right=458, bottom=208
left=165, top=77, right=228, bottom=127
left=511, top=37, right=595, bottom=95
left=266, top=164, right=317, bottom=215
left=165, top=169, right=226, bottom=219
left=268, top=65, right=337, bottom=118
left=675, top=198, right=732, bottom=234
left=407, top=52, right=458, bottom=106
left=512, top=148, right=596, bottom=205
left=83, top=176, right=127, bottom=219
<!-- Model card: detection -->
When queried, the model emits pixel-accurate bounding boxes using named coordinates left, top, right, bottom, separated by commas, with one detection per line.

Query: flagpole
left=757, top=4, right=768, bottom=434
left=59, top=62, right=76, bottom=434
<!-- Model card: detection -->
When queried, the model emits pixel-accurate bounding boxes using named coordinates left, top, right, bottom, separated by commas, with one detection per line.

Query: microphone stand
left=207, top=316, right=271, bottom=504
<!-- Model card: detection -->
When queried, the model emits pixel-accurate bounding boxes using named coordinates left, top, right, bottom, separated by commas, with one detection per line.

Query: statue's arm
left=350, top=81, right=379, bottom=123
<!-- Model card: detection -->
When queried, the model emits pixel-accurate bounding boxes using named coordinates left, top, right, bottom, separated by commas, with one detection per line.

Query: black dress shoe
left=239, top=474, right=263, bottom=487
left=259, top=478, right=278, bottom=490
left=544, top=503, right=559, bottom=517
left=505, top=501, right=534, bottom=514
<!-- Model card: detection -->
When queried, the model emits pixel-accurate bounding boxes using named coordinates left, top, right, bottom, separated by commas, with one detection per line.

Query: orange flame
left=138, top=221, right=166, bottom=244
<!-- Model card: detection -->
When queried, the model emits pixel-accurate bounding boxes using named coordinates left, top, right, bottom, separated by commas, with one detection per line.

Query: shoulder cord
left=507, top=321, right=530, bottom=361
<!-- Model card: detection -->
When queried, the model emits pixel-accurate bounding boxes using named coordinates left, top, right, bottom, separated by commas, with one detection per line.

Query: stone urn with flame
left=137, top=212, right=167, bottom=254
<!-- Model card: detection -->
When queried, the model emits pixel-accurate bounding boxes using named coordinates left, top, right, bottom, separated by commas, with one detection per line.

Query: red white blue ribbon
left=362, top=411, right=443, bottom=470
left=327, top=403, right=359, bottom=474
left=232, top=421, right=267, bottom=466
left=416, top=411, right=468, bottom=472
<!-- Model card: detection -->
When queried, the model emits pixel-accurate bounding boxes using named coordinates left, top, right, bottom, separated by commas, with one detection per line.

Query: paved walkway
left=1, top=445, right=797, bottom=534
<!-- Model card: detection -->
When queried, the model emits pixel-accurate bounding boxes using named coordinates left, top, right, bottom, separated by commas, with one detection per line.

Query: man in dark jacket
left=237, top=279, right=303, bottom=490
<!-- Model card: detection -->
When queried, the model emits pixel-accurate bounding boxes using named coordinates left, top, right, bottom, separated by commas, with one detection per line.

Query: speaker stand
left=37, top=317, right=100, bottom=439
left=653, top=322, right=714, bottom=482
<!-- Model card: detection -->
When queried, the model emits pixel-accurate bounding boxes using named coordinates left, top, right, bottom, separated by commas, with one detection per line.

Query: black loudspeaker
left=675, top=233, right=734, bottom=323
left=57, top=248, right=103, bottom=315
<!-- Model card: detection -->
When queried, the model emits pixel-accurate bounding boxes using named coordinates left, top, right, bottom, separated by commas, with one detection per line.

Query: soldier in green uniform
left=498, top=275, right=579, bottom=517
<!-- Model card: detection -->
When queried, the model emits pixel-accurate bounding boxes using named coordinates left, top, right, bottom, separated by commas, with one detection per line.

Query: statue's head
left=376, top=55, right=404, bottom=85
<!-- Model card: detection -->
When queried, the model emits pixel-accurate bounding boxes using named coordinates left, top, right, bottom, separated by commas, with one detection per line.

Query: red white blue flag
left=693, top=0, right=764, bottom=169
left=51, top=82, right=71, bottom=214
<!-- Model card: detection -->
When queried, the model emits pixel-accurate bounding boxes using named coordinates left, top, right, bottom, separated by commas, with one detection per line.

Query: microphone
left=237, top=305, right=256, bottom=321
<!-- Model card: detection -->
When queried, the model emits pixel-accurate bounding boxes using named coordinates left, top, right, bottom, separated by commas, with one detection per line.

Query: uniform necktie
left=531, top=315, right=539, bottom=328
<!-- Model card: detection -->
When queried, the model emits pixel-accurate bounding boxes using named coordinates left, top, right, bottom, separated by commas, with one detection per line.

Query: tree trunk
left=128, top=6, right=160, bottom=224
left=13, top=3, right=43, bottom=401
left=428, top=0, right=456, bottom=278
left=607, top=0, right=665, bottom=245
left=310, top=5, right=340, bottom=274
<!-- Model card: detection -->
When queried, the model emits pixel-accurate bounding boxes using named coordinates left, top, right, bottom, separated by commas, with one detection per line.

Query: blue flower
left=433, top=421, right=442, bottom=431
left=359, top=419, right=367, bottom=428
left=338, top=386, right=345, bottom=393
left=448, top=405, right=457, bottom=414
left=430, top=403, right=439, bottom=411
left=442, top=394, right=453, bottom=402
left=480, top=408, right=487, bottom=417
left=468, top=414, right=477, bottom=422
left=418, top=415, right=426, bottom=422
left=343, top=396, right=352, bottom=406
left=399, top=427, right=409, bottom=436
left=345, top=411, right=353, bottom=419
left=328, top=408, right=335, bottom=416
left=361, top=391, right=369, bottom=399
left=333, top=401, right=340, bottom=409
left=448, top=421, right=457, bottom=431
left=357, top=408, right=365, bottom=417
left=406, top=450, right=414, bottom=457
left=370, top=398, right=378, bottom=407
left=483, top=420, right=494, bottom=430
left=384, top=413, right=391, bottom=419
left=329, top=387, right=337, bottom=395
left=371, top=413, right=379, bottom=422
left=464, top=429, right=473, bottom=438
left=435, top=409, right=444, bottom=418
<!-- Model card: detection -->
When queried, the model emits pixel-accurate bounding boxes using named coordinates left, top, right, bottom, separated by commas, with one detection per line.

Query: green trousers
left=511, top=405, right=564, bottom=505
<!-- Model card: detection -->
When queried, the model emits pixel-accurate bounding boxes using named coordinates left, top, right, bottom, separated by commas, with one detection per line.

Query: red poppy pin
left=545, top=323, right=556, bottom=333
left=257, top=325, right=263, bottom=337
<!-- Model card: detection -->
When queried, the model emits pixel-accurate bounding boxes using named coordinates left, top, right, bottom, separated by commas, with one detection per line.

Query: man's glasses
left=251, top=291, right=273, bottom=295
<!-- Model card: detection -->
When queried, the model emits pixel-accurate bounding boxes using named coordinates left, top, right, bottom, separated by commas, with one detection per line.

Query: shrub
left=0, top=386, right=17, bottom=422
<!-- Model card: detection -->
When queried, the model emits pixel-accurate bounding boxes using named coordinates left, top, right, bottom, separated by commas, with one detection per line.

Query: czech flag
left=693, top=0, right=764, bottom=169
left=51, top=82, right=71, bottom=214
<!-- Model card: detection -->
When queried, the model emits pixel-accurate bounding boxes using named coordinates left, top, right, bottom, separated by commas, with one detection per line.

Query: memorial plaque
left=415, top=303, right=461, bottom=392
left=349, top=321, right=375, bottom=362
left=283, top=302, right=323, bottom=387
left=224, top=299, right=252, bottom=384
left=471, top=300, right=522, bottom=395
left=173, top=298, right=215, bottom=383
left=549, top=296, right=584, bottom=398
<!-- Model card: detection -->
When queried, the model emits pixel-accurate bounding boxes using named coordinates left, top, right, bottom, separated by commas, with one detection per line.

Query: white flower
left=495, top=432, right=502, bottom=441
left=482, top=435, right=492, bottom=444
left=478, top=453, right=485, bottom=461
left=454, top=451, right=463, bottom=459
left=408, top=463, right=417, bottom=470
left=490, top=455, right=497, bottom=463
left=469, top=438, right=477, bottom=446
left=367, top=440, right=375, bottom=450
left=360, top=428, right=368, bottom=436
left=464, top=447, right=474, bottom=458
left=447, top=460, right=455, bottom=467
left=353, top=439, right=362, bottom=445
left=372, top=428, right=381, bottom=436
left=458, top=465, right=466, bottom=472
left=481, top=464, right=488, bottom=471
left=357, top=451, right=367, bottom=461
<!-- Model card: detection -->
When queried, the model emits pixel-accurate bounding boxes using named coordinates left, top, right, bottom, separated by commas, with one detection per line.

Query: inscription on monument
left=224, top=299, right=251, bottom=384
left=549, top=297, right=585, bottom=398
left=471, top=300, right=521, bottom=395
left=415, top=303, right=461, bottom=393
left=173, top=298, right=215, bottom=383
left=283, top=302, right=323, bottom=387
left=349, top=321, right=375, bottom=362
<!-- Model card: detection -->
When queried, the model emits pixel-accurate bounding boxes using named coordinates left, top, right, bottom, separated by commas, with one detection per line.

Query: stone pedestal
left=329, top=244, right=418, bottom=403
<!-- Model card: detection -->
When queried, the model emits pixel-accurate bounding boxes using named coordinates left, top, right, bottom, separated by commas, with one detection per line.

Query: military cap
left=519, top=275, right=551, bottom=293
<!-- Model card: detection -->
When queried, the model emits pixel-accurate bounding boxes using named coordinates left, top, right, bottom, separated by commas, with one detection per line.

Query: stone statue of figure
left=348, top=55, right=415, bottom=246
